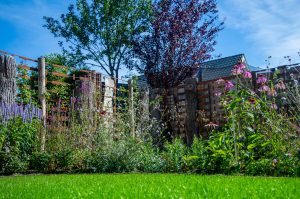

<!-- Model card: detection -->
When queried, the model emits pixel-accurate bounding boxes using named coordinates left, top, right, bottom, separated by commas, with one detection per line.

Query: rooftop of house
left=195, top=54, right=261, bottom=81
left=137, top=54, right=262, bottom=86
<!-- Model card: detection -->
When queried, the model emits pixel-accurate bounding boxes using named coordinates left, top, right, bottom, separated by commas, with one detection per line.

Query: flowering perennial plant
left=0, top=102, right=42, bottom=124
left=225, top=80, right=234, bottom=91
left=203, top=61, right=300, bottom=176
left=256, top=75, right=267, bottom=84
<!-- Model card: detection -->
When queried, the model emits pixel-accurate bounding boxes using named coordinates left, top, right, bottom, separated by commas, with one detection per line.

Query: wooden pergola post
left=38, top=57, right=47, bottom=151
left=128, top=79, right=135, bottom=137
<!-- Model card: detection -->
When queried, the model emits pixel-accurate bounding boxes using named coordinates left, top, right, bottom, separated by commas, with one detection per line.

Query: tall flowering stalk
left=0, top=101, right=42, bottom=124
left=215, top=62, right=274, bottom=164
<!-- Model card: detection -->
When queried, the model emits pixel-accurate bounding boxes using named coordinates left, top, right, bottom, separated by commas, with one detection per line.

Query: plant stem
left=232, top=110, right=238, bottom=163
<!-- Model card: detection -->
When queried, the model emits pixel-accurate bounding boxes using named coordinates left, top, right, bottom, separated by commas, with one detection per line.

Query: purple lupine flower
left=74, top=97, right=81, bottom=111
left=257, top=75, right=267, bottom=84
left=243, top=71, right=252, bottom=78
left=0, top=101, right=42, bottom=124
left=58, top=98, right=62, bottom=110
left=21, top=107, right=27, bottom=122
left=71, top=97, right=77, bottom=104
left=225, top=81, right=234, bottom=90
left=80, top=81, right=90, bottom=93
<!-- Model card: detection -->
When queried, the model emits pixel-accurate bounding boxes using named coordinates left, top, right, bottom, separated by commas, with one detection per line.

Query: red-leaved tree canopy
left=133, top=0, right=223, bottom=88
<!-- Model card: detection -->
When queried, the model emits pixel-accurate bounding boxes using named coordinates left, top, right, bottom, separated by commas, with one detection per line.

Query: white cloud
left=220, top=0, right=300, bottom=66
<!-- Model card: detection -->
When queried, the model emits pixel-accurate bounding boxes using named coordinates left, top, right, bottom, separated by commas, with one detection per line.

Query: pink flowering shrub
left=204, top=62, right=300, bottom=176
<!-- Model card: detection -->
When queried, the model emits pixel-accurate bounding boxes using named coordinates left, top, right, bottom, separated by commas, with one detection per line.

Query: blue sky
left=1, top=0, right=300, bottom=74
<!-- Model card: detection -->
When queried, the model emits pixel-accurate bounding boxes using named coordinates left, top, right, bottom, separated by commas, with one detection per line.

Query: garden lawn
left=0, top=174, right=299, bottom=199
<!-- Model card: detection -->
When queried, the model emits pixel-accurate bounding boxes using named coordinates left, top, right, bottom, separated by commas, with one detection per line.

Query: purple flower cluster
left=0, top=101, right=42, bottom=124
left=225, top=80, right=234, bottom=90
left=256, top=74, right=271, bottom=94
left=214, top=78, right=235, bottom=97
left=70, top=96, right=82, bottom=110
left=232, top=63, right=252, bottom=79
left=80, top=81, right=91, bottom=94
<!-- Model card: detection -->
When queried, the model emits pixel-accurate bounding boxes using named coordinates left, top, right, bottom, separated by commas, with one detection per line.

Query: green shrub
left=183, top=137, right=207, bottom=173
left=0, top=152, right=27, bottom=174
left=272, top=153, right=300, bottom=177
left=87, top=138, right=138, bottom=173
left=245, top=159, right=272, bottom=176
left=205, top=130, right=237, bottom=174
left=53, top=148, right=74, bottom=171
left=72, top=149, right=91, bottom=171
left=0, top=118, right=39, bottom=157
left=161, top=138, right=187, bottom=172
left=134, top=143, right=165, bottom=173
left=0, top=118, right=40, bottom=174
left=29, top=151, right=52, bottom=172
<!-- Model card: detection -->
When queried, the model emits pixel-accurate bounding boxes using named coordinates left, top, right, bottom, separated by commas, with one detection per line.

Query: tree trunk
left=0, top=55, right=16, bottom=104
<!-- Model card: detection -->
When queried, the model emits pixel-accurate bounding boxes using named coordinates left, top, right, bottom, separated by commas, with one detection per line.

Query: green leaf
left=247, top=143, right=256, bottom=150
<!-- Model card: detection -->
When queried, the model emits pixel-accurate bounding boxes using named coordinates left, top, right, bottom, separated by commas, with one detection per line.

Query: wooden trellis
left=0, top=50, right=132, bottom=127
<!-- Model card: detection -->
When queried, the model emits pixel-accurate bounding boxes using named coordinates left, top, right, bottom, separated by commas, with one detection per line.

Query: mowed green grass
left=0, top=174, right=299, bottom=199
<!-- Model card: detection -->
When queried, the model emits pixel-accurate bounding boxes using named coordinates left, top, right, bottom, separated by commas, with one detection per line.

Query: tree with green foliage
left=43, top=0, right=152, bottom=80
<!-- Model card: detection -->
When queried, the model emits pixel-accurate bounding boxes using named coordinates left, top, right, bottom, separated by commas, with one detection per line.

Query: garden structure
left=148, top=54, right=300, bottom=144
left=0, top=50, right=132, bottom=118
left=1, top=51, right=300, bottom=145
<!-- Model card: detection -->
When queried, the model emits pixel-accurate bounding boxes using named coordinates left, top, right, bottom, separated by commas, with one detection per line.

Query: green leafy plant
left=29, top=151, right=52, bottom=172
left=0, top=117, right=40, bottom=174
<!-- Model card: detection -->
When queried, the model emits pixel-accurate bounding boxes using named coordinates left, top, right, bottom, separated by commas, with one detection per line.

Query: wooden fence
left=150, top=63, right=300, bottom=145
left=0, top=50, right=133, bottom=128
left=2, top=50, right=300, bottom=145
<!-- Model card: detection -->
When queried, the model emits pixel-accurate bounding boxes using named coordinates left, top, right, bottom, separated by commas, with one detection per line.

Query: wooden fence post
left=114, top=78, right=117, bottom=113
left=38, top=57, right=46, bottom=151
left=184, top=78, right=198, bottom=146
left=103, top=77, right=114, bottom=114
left=128, top=79, right=135, bottom=137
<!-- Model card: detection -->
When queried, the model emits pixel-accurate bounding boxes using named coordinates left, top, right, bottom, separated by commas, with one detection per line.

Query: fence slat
left=46, top=63, right=69, bottom=69
left=49, top=71, right=69, bottom=78
left=49, top=80, right=70, bottom=86
left=17, top=74, right=30, bottom=79
left=18, top=64, right=38, bottom=71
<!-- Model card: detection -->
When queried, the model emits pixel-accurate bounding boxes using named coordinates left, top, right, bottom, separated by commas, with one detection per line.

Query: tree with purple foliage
left=133, top=0, right=223, bottom=88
